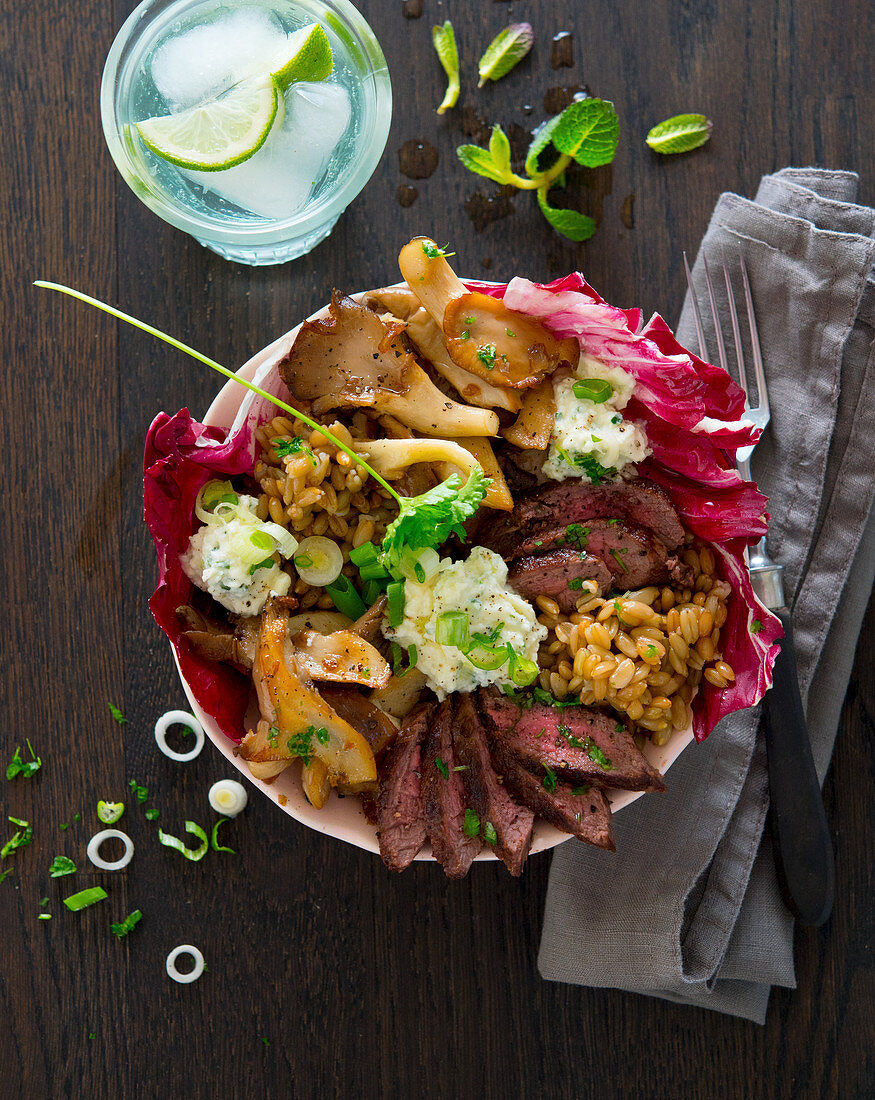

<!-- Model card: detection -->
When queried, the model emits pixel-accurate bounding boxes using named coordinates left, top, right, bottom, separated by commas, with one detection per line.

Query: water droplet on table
left=620, top=193, right=635, bottom=229
left=550, top=31, right=574, bottom=70
left=396, top=184, right=419, bottom=207
left=401, top=0, right=423, bottom=19
left=398, top=139, right=439, bottom=179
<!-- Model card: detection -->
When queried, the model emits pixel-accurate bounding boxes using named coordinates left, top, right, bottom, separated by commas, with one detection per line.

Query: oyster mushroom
left=278, top=290, right=499, bottom=438
left=399, top=237, right=579, bottom=389
left=237, top=601, right=377, bottom=789
left=351, top=437, right=513, bottom=511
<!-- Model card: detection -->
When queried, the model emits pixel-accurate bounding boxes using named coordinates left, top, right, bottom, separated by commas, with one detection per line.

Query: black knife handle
left=762, top=607, right=835, bottom=927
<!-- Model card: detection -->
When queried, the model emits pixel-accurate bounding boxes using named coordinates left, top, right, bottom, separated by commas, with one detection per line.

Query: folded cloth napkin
left=538, top=168, right=875, bottom=1023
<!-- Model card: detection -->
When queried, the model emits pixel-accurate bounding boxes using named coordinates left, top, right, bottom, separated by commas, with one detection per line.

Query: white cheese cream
left=181, top=493, right=292, bottom=616
left=543, top=353, right=650, bottom=482
left=387, top=546, right=547, bottom=700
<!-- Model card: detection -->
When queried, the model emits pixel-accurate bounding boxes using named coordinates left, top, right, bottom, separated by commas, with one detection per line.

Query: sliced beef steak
left=454, top=694, right=534, bottom=876
left=479, top=690, right=666, bottom=793
left=490, top=743, right=615, bottom=850
left=376, top=703, right=430, bottom=871
left=422, top=698, right=482, bottom=878
left=483, top=477, right=685, bottom=559
left=508, top=549, right=612, bottom=610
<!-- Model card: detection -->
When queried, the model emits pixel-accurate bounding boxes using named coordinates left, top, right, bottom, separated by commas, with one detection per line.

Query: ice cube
left=184, top=82, right=352, bottom=220
left=151, top=9, right=287, bottom=110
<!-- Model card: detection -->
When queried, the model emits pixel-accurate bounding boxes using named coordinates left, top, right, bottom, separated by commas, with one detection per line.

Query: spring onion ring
left=210, top=818, right=235, bottom=853
left=158, top=821, right=209, bottom=861
left=86, top=829, right=134, bottom=871
left=166, top=944, right=205, bottom=984
left=154, top=710, right=205, bottom=762
left=208, top=779, right=248, bottom=817
left=63, top=886, right=109, bottom=911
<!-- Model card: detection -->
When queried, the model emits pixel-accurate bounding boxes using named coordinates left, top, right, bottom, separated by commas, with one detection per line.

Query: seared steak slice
left=479, top=690, right=666, bottom=793
left=508, top=549, right=611, bottom=611
left=422, top=699, right=482, bottom=878
left=454, top=694, right=534, bottom=876
left=377, top=703, right=430, bottom=871
left=483, top=477, right=685, bottom=558
left=491, top=743, right=615, bottom=850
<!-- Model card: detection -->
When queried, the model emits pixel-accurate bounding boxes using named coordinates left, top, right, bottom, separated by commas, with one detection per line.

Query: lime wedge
left=270, top=23, right=333, bottom=89
left=136, top=74, right=281, bottom=172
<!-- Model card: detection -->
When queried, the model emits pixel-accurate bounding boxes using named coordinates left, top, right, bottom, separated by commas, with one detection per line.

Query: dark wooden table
left=2, top=1, right=872, bottom=1096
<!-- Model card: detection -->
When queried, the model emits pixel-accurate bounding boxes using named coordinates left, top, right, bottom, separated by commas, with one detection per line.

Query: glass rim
left=100, top=0, right=392, bottom=245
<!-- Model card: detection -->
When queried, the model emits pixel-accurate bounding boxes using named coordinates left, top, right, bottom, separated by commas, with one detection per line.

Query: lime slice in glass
left=135, top=74, right=281, bottom=171
left=270, top=23, right=333, bottom=89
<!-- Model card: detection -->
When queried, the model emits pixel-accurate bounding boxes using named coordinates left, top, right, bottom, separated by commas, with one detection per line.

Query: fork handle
left=763, top=608, right=835, bottom=927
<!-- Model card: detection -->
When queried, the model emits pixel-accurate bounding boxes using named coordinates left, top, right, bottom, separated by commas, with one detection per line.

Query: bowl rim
left=171, top=287, right=696, bottom=862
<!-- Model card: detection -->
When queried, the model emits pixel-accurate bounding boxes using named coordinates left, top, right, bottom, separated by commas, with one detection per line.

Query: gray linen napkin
left=538, top=168, right=875, bottom=1023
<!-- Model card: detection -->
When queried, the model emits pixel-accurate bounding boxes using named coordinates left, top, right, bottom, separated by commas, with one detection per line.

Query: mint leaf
left=537, top=188, right=596, bottom=242
left=477, top=23, right=534, bottom=87
left=646, top=113, right=712, bottom=155
left=488, top=125, right=512, bottom=176
left=432, top=21, right=460, bottom=115
left=524, top=114, right=562, bottom=177
left=551, top=98, right=619, bottom=167
left=457, top=143, right=513, bottom=185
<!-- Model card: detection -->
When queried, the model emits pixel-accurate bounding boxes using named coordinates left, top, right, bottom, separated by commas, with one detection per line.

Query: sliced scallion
left=435, top=610, right=470, bottom=649
left=386, top=581, right=406, bottom=628
left=572, top=378, right=614, bottom=403
left=463, top=643, right=507, bottom=671
left=63, top=886, right=108, bottom=912
left=210, top=818, right=235, bottom=854
left=325, top=575, right=367, bottom=620
left=157, top=821, right=209, bottom=862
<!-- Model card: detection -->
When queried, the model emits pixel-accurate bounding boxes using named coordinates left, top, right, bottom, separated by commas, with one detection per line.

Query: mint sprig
left=456, top=98, right=619, bottom=241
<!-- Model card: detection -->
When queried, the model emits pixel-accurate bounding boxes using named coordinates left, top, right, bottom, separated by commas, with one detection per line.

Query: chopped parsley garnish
left=272, top=436, right=316, bottom=466
left=6, top=740, right=42, bottom=780
left=476, top=343, right=497, bottom=370
left=533, top=539, right=544, bottom=547
left=287, top=725, right=327, bottom=766
left=110, top=909, right=142, bottom=939
left=0, top=868, right=14, bottom=885
left=611, top=415, right=622, bottom=424
left=2, top=816, right=33, bottom=859
left=464, top=315, right=475, bottom=324
left=483, top=821, right=498, bottom=845
left=505, top=328, right=516, bottom=337
left=463, top=809, right=481, bottom=837
left=108, top=703, right=127, bottom=725
left=571, top=785, right=591, bottom=796
left=531, top=687, right=581, bottom=709
left=568, top=578, right=584, bottom=590
left=128, top=779, right=148, bottom=803
left=557, top=726, right=615, bottom=771
left=542, top=765, right=558, bottom=793
left=608, top=548, right=629, bottom=573
left=422, top=241, right=455, bottom=259
left=606, top=517, right=620, bottom=526
left=750, top=619, right=763, bottom=634
left=460, top=329, right=470, bottom=340
left=144, top=808, right=160, bottom=821
left=645, top=644, right=658, bottom=658
left=435, top=756, right=449, bottom=780
left=49, top=856, right=76, bottom=878
left=565, top=523, right=589, bottom=550
left=572, top=454, right=617, bottom=484
left=614, top=722, right=625, bottom=733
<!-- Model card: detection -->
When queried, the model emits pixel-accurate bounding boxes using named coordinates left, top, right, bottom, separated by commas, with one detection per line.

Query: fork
left=684, top=249, right=835, bottom=928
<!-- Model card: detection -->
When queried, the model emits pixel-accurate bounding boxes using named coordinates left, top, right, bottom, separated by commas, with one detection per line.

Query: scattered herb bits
left=645, top=113, right=712, bottom=155
left=108, top=702, right=127, bottom=724
left=6, top=740, right=42, bottom=780
left=2, top=816, right=33, bottom=859
left=463, top=809, right=481, bottom=838
left=49, top=855, right=77, bottom=878
left=110, top=909, right=142, bottom=939
left=157, top=821, right=209, bottom=862
left=478, top=23, right=533, bottom=87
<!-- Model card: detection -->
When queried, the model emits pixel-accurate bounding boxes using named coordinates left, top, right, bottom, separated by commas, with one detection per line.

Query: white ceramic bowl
left=171, top=292, right=696, bottom=862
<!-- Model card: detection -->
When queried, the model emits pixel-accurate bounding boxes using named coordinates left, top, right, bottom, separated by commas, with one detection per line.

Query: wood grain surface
left=1, top=0, right=872, bottom=1097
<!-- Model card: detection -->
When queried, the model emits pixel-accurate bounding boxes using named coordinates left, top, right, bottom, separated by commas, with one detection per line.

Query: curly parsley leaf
left=381, top=469, right=489, bottom=573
